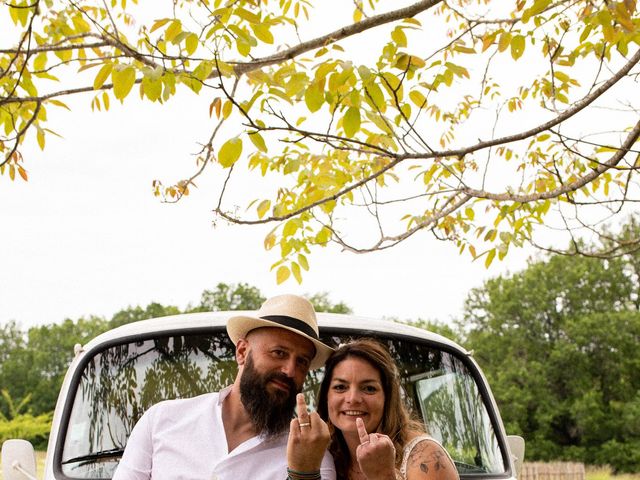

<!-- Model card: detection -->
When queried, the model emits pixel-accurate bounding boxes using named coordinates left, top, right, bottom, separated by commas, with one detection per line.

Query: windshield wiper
left=62, top=448, right=124, bottom=465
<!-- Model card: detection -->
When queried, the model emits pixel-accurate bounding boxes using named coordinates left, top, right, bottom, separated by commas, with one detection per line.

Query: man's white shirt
left=113, top=387, right=336, bottom=480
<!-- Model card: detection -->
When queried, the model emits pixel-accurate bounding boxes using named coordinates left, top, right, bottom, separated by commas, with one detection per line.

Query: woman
left=315, top=339, right=460, bottom=480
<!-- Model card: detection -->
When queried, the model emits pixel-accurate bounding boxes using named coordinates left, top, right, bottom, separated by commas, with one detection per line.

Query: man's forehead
left=246, top=327, right=315, bottom=355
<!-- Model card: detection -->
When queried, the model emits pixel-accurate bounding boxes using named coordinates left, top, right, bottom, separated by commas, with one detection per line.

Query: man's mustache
left=264, top=371, right=297, bottom=392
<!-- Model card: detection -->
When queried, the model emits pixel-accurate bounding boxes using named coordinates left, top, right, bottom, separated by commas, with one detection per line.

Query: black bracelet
left=287, top=467, right=321, bottom=480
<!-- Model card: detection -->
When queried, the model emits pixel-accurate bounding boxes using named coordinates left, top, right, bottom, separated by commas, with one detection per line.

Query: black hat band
left=260, top=315, right=319, bottom=340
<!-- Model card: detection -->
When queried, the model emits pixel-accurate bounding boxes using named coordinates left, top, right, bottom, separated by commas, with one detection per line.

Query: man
left=113, top=294, right=336, bottom=480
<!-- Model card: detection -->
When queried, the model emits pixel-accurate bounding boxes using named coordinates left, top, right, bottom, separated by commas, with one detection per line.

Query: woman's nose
left=346, top=388, right=361, bottom=403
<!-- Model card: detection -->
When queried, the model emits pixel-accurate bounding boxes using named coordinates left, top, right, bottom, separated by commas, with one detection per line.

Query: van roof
left=79, top=311, right=468, bottom=355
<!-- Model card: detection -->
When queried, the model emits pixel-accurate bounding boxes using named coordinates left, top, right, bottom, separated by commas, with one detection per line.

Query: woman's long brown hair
left=316, top=338, right=424, bottom=479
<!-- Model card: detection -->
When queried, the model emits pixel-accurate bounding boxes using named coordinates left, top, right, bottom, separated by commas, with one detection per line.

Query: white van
left=2, top=312, right=525, bottom=480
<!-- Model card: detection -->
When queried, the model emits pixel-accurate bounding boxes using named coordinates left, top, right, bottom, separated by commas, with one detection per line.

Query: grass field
left=586, top=467, right=640, bottom=480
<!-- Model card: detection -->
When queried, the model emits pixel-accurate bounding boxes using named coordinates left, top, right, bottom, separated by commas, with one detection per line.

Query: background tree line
left=1, top=240, right=639, bottom=471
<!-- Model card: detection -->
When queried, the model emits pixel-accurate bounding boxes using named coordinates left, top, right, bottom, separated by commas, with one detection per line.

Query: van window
left=59, top=330, right=505, bottom=478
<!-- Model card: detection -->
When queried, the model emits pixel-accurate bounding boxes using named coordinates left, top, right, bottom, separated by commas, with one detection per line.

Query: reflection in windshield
left=61, top=330, right=504, bottom=478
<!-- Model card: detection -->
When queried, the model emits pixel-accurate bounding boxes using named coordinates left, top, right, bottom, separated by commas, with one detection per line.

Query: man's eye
left=297, top=357, right=310, bottom=368
left=272, top=350, right=286, bottom=357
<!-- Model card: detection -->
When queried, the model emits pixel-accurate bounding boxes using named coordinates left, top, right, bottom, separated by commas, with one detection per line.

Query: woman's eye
left=332, top=384, right=347, bottom=391
left=363, top=385, right=378, bottom=393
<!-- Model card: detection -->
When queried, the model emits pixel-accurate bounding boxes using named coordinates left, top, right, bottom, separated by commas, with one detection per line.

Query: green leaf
left=343, top=107, right=361, bottom=137
left=218, top=138, right=243, bottom=168
left=93, top=63, right=113, bottom=90
left=112, top=66, right=136, bottom=101
left=276, top=265, right=290, bottom=284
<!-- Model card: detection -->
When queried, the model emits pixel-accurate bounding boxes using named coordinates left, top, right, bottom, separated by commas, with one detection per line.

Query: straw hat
left=226, top=294, right=334, bottom=369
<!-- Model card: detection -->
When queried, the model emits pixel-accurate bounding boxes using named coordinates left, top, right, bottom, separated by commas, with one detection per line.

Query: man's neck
left=221, top=384, right=258, bottom=452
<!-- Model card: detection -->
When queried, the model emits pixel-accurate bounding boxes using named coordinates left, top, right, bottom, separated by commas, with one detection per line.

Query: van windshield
left=59, top=329, right=505, bottom=478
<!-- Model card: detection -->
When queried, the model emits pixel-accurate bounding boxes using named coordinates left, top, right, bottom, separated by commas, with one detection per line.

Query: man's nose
left=280, top=357, right=297, bottom=377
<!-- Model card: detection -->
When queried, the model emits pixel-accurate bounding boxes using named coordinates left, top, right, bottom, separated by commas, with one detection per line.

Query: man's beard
left=239, top=352, right=299, bottom=438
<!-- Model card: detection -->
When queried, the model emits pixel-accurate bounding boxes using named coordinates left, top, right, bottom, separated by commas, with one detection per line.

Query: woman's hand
left=287, top=393, right=331, bottom=472
left=355, top=417, right=397, bottom=480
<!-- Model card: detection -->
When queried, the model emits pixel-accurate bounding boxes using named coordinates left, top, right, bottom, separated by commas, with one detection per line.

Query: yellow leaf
left=264, top=231, right=276, bottom=250
left=249, top=132, right=268, bottom=152
left=409, top=90, right=426, bottom=107
left=465, top=207, right=475, bottom=220
left=218, top=138, right=243, bottom=168
left=18, top=166, right=28, bottom=181
left=150, top=18, right=170, bottom=33
left=252, top=23, right=274, bottom=44
left=498, top=32, right=511, bottom=52
left=257, top=199, right=270, bottom=218
left=185, top=33, right=199, bottom=55
left=304, top=83, right=324, bottom=112
left=298, top=253, right=309, bottom=271
left=510, top=35, right=526, bottom=60
left=391, top=27, right=407, bottom=47
left=165, top=20, right=182, bottom=43
left=142, top=76, right=162, bottom=101
left=112, top=66, right=136, bottom=101
left=276, top=265, right=290, bottom=284
left=283, top=219, right=299, bottom=237
left=36, top=128, right=45, bottom=150
left=33, top=52, right=47, bottom=71
left=222, top=100, right=233, bottom=119
left=93, top=63, right=112, bottom=90
left=485, top=249, right=496, bottom=268
left=343, top=107, right=361, bottom=137
left=291, top=262, right=302, bottom=284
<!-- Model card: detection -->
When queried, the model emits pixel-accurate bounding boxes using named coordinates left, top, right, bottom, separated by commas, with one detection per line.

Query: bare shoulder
left=404, top=437, right=459, bottom=480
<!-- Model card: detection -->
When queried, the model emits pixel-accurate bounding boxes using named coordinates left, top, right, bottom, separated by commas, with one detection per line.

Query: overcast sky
left=0, top=90, right=538, bottom=330
left=0, top=3, right=544, bottom=330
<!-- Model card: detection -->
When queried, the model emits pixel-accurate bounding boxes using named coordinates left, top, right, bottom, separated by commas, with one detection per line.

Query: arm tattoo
left=409, top=442, right=448, bottom=477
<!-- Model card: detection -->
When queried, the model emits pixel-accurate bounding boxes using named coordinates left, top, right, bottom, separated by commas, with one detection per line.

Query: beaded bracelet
left=286, top=467, right=321, bottom=480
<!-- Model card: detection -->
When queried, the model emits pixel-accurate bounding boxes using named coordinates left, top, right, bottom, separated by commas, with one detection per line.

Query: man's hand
left=287, top=393, right=330, bottom=472
left=355, top=417, right=397, bottom=480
